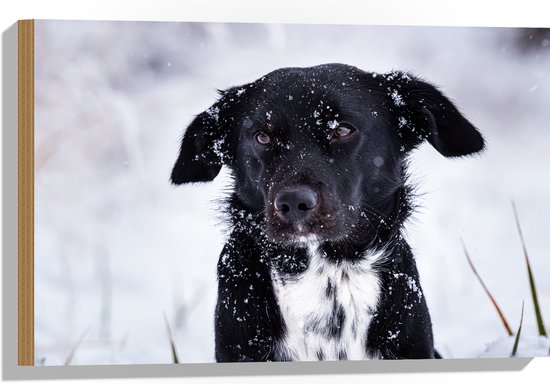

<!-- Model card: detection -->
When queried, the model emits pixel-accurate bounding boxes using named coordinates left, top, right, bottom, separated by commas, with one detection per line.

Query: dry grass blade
left=511, top=301, right=525, bottom=357
left=512, top=201, right=547, bottom=337
left=461, top=239, right=513, bottom=336
left=163, top=312, right=180, bottom=364
left=64, top=327, right=92, bottom=365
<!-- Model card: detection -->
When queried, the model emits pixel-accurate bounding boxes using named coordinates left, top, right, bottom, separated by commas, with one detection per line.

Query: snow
left=389, top=89, right=406, bottom=106
left=373, top=156, right=384, bottom=167
left=34, top=20, right=550, bottom=365
left=480, top=335, right=550, bottom=358
left=327, top=120, right=339, bottom=129
left=206, top=106, right=220, bottom=122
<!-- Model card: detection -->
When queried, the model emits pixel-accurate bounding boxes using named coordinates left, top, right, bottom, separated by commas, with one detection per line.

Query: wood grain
left=18, top=19, right=34, bottom=366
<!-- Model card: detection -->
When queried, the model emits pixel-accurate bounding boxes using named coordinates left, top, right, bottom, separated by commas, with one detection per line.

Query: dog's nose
left=274, top=187, right=319, bottom=222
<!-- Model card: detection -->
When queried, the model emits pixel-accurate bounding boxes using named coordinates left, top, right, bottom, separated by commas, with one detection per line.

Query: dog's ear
left=171, top=86, right=249, bottom=185
left=171, top=104, right=225, bottom=184
left=384, top=72, right=485, bottom=157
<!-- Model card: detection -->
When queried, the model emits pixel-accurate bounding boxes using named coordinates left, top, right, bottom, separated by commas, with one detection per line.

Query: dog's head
left=171, top=64, right=484, bottom=246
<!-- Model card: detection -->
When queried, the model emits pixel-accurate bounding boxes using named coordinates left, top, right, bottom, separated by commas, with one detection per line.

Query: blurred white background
left=33, top=19, right=550, bottom=365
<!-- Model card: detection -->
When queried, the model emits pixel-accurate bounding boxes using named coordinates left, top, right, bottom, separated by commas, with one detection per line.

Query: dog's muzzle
left=273, top=186, right=319, bottom=223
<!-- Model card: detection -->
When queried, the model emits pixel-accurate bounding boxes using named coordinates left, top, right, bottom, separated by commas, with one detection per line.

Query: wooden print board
left=17, top=19, right=550, bottom=369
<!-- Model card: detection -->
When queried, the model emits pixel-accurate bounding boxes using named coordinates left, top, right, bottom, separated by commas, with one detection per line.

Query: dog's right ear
left=171, top=85, right=256, bottom=184
left=170, top=103, right=225, bottom=185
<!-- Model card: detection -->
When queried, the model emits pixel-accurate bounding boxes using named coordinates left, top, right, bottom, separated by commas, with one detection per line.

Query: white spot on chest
left=271, top=244, right=383, bottom=361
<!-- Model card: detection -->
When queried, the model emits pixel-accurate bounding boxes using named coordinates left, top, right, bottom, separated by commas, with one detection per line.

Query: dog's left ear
left=385, top=72, right=485, bottom=157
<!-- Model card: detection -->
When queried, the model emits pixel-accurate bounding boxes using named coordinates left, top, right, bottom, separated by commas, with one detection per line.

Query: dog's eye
left=255, top=131, right=271, bottom=145
left=331, top=124, right=355, bottom=140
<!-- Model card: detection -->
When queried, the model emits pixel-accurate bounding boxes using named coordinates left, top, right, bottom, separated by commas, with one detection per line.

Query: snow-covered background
left=34, top=20, right=550, bottom=365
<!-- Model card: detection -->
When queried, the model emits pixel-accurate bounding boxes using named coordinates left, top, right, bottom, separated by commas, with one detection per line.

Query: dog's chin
left=265, top=222, right=345, bottom=247
left=267, top=236, right=318, bottom=249
left=280, top=233, right=320, bottom=248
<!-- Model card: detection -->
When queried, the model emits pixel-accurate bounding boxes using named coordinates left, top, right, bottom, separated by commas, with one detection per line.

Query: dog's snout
left=274, top=187, right=318, bottom=222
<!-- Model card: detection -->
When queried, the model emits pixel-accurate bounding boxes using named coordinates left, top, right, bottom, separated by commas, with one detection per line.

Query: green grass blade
left=511, top=301, right=525, bottom=357
left=462, top=239, right=513, bottom=336
left=64, top=327, right=92, bottom=365
left=512, top=201, right=547, bottom=337
left=163, top=312, right=180, bottom=364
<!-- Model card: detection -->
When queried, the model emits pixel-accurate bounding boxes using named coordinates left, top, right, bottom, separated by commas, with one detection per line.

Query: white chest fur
left=271, top=244, right=383, bottom=361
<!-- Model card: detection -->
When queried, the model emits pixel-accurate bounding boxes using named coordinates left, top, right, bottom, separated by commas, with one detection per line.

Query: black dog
left=171, top=64, right=484, bottom=362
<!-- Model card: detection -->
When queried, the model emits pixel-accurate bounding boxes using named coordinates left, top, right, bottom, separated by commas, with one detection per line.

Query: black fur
left=171, top=63, right=484, bottom=362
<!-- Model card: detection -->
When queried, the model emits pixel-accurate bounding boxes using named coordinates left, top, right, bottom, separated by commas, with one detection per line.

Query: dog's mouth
left=266, top=221, right=324, bottom=244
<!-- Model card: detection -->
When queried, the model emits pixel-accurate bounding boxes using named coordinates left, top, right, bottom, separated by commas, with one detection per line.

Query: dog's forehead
left=257, top=65, right=364, bottom=97
left=264, top=64, right=364, bottom=81
left=243, top=65, right=368, bottom=127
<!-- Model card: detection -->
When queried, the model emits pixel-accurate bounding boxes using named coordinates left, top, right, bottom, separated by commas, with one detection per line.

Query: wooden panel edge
left=18, top=19, right=35, bottom=366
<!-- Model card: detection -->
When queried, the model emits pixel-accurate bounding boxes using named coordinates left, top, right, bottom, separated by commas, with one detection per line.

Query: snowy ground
left=34, top=20, right=550, bottom=365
